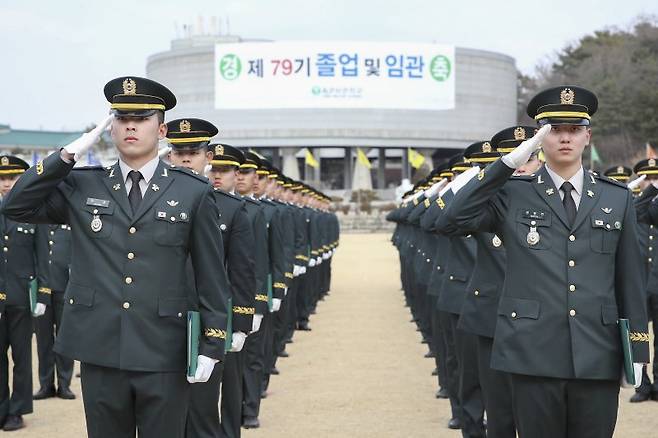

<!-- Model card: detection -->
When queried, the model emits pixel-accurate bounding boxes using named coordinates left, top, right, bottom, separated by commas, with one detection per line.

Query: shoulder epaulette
left=169, top=165, right=209, bottom=183
left=244, top=197, right=261, bottom=205
left=213, top=188, right=244, bottom=203
left=509, top=174, right=534, bottom=181
left=72, top=165, right=105, bottom=171
left=594, top=172, right=628, bottom=189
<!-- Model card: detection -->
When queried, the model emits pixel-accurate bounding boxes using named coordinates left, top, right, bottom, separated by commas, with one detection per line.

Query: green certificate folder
left=29, top=279, right=38, bottom=315
left=187, top=311, right=200, bottom=378
left=619, top=318, right=635, bottom=386
left=225, top=298, right=233, bottom=354
left=267, top=273, right=273, bottom=312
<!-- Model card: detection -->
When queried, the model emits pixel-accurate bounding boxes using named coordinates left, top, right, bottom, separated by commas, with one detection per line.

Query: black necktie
left=128, top=170, right=143, bottom=214
left=561, top=181, right=577, bottom=227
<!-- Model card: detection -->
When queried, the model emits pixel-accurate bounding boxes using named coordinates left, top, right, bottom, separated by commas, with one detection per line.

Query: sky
left=1, top=0, right=656, bottom=131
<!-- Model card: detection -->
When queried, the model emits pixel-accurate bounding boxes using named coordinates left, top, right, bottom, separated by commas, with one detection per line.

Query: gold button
left=127, top=252, right=135, bottom=260
left=511, top=312, right=517, bottom=318
left=650, top=247, right=653, bottom=251
left=437, top=266, right=441, bottom=271
left=449, top=275, right=454, bottom=280
left=650, top=258, right=653, bottom=263
left=569, top=235, right=576, bottom=242
left=49, top=240, right=53, bottom=245
left=569, top=309, right=576, bottom=317
left=651, top=235, right=655, bottom=240
left=69, top=299, right=74, bottom=304
left=426, top=258, right=430, bottom=263
left=177, top=312, right=183, bottom=317
left=125, top=277, right=133, bottom=284
left=568, top=260, right=575, bottom=267
left=129, top=227, right=136, bottom=234
left=123, top=302, right=130, bottom=309
left=3, top=248, right=7, bottom=252
left=49, top=251, right=52, bottom=255
left=3, top=236, right=7, bottom=241
left=569, top=285, right=576, bottom=292
left=474, top=290, right=480, bottom=296
left=50, top=231, right=54, bottom=236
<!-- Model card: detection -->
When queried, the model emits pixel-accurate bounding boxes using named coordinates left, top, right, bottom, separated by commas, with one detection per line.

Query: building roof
left=0, top=125, right=84, bottom=150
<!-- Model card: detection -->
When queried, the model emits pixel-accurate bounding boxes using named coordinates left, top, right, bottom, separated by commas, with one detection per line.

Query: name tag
left=86, top=198, right=110, bottom=208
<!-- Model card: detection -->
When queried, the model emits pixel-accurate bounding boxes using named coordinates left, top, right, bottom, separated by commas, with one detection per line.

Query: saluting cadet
left=445, top=86, right=648, bottom=438
left=2, top=77, right=230, bottom=438
left=164, top=119, right=256, bottom=438
left=629, top=159, right=658, bottom=402
left=33, top=220, right=75, bottom=402
left=0, top=156, right=37, bottom=431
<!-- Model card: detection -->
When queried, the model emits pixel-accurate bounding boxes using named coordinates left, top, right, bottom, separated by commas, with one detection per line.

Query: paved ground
left=9, top=233, right=658, bottom=436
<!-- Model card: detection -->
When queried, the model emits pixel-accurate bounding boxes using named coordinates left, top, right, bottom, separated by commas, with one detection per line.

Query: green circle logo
left=430, top=55, right=451, bottom=82
left=219, top=54, right=242, bottom=80
left=312, top=86, right=321, bottom=95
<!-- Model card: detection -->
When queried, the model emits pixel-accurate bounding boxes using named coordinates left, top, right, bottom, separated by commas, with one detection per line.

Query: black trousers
left=0, top=305, right=33, bottom=419
left=295, top=273, right=309, bottom=325
left=510, top=374, right=619, bottom=438
left=637, top=292, right=658, bottom=394
left=477, top=336, right=515, bottom=438
left=285, top=280, right=299, bottom=341
left=430, top=303, right=447, bottom=389
left=35, top=291, right=74, bottom=390
left=438, top=311, right=461, bottom=419
left=186, top=362, right=224, bottom=438
left=81, top=363, right=190, bottom=438
left=220, top=351, right=244, bottom=438
left=453, top=318, right=485, bottom=438
left=243, top=313, right=270, bottom=419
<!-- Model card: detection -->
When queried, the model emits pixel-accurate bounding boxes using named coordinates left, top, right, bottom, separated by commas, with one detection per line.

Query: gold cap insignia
left=514, top=127, right=526, bottom=140
left=179, top=120, right=191, bottom=133
left=617, top=166, right=624, bottom=174
left=482, top=142, right=492, bottom=153
left=215, top=145, right=225, bottom=156
left=560, top=88, right=575, bottom=105
left=0, top=157, right=8, bottom=166
left=122, top=78, right=137, bottom=95
left=650, top=159, right=656, bottom=167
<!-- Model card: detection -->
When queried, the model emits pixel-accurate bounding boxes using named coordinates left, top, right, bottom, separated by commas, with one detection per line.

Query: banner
left=215, top=41, right=455, bottom=110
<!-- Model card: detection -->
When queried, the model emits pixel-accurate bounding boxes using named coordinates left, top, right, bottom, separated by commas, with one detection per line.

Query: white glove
left=284, top=287, right=288, bottom=296
left=309, top=258, right=317, bottom=267
left=424, top=178, right=447, bottom=198
left=621, top=363, right=645, bottom=389
left=63, top=114, right=114, bottom=161
left=323, top=252, right=330, bottom=260
left=271, top=298, right=282, bottom=312
left=439, top=181, right=454, bottom=197
left=157, top=145, right=171, bottom=158
left=627, top=174, right=646, bottom=190
left=203, top=163, right=212, bottom=177
left=33, top=303, right=47, bottom=317
left=251, top=313, right=263, bottom=334
left=187, top=355, right=219, bottom=383
left=293, top=265, right=301, bottom=277
left=451, top=166, right=481, bottom=195
left=229, top=331, right=247, bottom=352
left=502, top=124, right=551, bottom=169
left=316, top=256, right=322, bottom=265
left=300, top=266, right=307, bottom=275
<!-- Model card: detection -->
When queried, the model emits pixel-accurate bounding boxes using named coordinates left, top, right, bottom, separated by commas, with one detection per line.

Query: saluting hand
left=62, top=114, right=114, bottom=162
left=502, top=124, right=551, bottom=169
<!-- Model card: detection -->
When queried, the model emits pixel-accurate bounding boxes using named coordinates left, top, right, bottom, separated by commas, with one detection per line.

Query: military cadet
left=164, top=119, right=256, bottom=438
left=629, top=159, right=658, bottom=402
left=2, top=77, right=230, bottom=438
left=33, top=220, right=75, bottom=402
left=444, top=86, right=648, bottom=438
left=0, top=156, right=37, bottom=431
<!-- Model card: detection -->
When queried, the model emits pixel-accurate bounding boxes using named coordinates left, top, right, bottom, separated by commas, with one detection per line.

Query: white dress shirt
left=118, top=156, right=160, bottom=197
left=544, top=164, right=584, bottom=210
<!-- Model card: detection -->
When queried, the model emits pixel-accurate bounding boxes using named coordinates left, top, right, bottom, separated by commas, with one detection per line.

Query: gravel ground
left=8, top=233, right=658, bottom=437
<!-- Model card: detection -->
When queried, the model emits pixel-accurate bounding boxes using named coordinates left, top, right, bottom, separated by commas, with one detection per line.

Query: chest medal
left=90, top=215, right=103, bottom=233
left=526, top=226, right=540, bottom=246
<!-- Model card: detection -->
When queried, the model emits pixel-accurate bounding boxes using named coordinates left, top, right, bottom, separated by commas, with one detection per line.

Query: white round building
left=147, top=35, right=517, bottom=192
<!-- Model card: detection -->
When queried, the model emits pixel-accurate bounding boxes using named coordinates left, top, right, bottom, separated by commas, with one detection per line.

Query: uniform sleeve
left=252, top=208, right=270, bottom=315
left=268, top=209, right=288, bottom=299
left=443, top=159, right=514, bottom=234
left=294, top=208, right=308, bottom=264
left=35, top=225, right=52, bottom=306
left=1, top=152, right=72, bottom=225
left=616, top=190, right=650, bottom=363
left=227, top=204, right=256, bottom=333
left=191, top=187, right=230, bottom=361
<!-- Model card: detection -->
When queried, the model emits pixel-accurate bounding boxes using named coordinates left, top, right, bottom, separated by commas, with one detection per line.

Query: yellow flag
left=305, top=148, right=319, bottom=168
left=357, top=148, right=372, bottom=169
left=408, top=148, right=425, bottom=169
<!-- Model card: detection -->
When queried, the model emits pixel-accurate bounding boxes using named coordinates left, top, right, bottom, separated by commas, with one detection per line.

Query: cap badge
left=215, top=145, right=224, bottom=156
left=0, top=157, right=8, bottom=166
left=122, top=78, right=137, bottom=95
left=180, top=120, right=191, bottom=133
left=617, top=166, right=624, bottom=174
left=482, top=142, right=492, bottom=153
left=560, top=88, right=575, bottom=105
left=650, top=159, right=657, bottom=167
left=514, top=127, right=526, bottom=140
